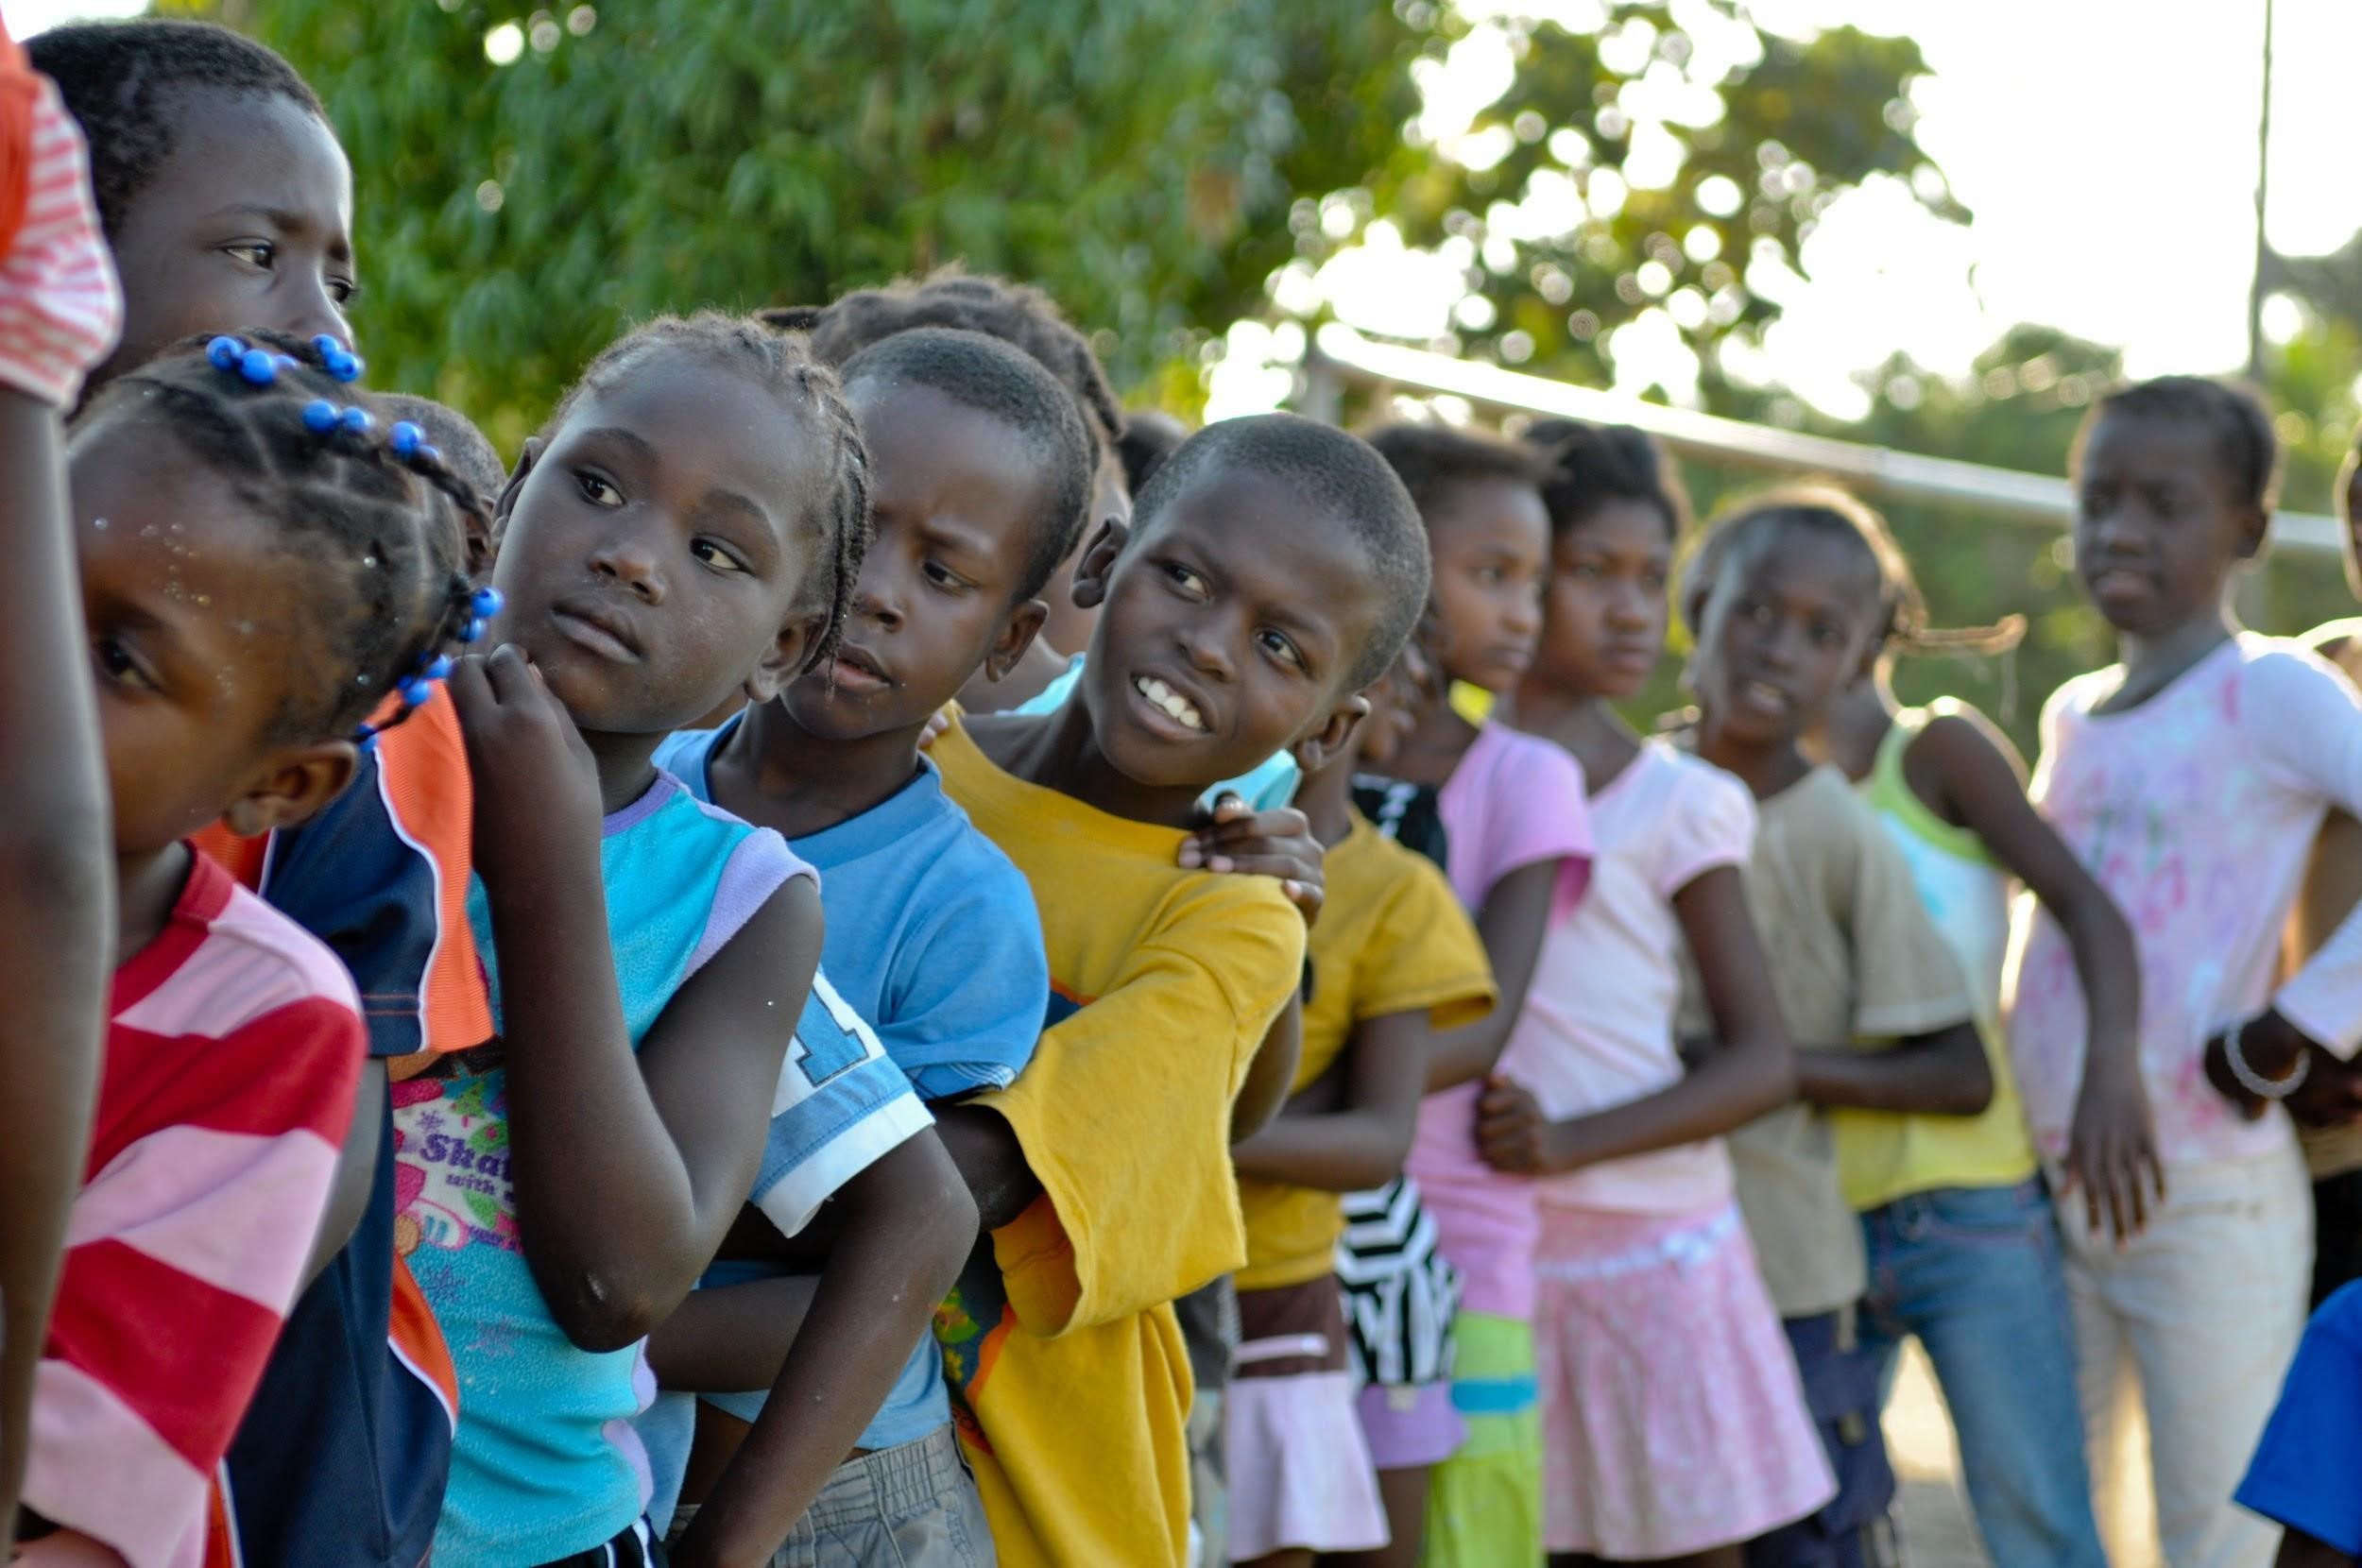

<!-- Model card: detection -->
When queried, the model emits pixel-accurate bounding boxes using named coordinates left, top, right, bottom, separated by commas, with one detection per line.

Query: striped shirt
left=0, top=42, right=119, bottom=406
left=26, top=851, right=365, bottom=1568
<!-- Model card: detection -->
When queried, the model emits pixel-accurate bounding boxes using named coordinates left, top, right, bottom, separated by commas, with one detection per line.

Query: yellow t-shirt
left=930, top=718, right=1307, bottom=1568
left=1832, top=706, right=2039, bottom=1210
left=1236, top=815, right=1498, bottom=1292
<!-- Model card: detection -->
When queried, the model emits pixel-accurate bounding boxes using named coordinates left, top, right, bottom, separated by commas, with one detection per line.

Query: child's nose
left=590, top=535, right=665, bottom=603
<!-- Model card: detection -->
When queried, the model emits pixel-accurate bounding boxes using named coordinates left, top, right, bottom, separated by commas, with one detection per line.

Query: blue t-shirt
left=393, top=771, right=929, bottom=1564
left=656, top=720, right=1049, bottom=1454
left=2237, top=1278, right=2362, bottom=1554
left=1018, top=653, right=1300, bottom=810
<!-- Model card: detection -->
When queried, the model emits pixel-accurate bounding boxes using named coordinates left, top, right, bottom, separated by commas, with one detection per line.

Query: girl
left=23, top=331, right=480, bottom=1566
left=1226, top=638, right=1499, bottom=1568
left=1816, top=510, right=2132, bottom=1568
left=1355, top=422, right=1592, bottom=1568
left=2009, top=376, right=2362, bottom=1568
left=1678, top=487, right=1993, bottom=1568
left=390, top=315, right=967, bottom=1567
left=1473, top=423, right=1831, bottom=1568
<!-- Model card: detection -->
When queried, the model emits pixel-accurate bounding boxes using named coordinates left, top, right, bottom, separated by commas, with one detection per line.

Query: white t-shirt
left=1506, top=741, right=1756, bottom=1215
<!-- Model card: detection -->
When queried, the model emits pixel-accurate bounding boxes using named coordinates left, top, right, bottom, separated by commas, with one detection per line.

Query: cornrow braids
left=28, top=20, right=325, bottom=238
left=553, top=312, right=871, bottom=674
left=1363, top=421, right=1550, bottom=527
left=2080, top=374, right=2281, bottom=516
left=74, top=330, right=486, bottom=744
left=763, top=266, right=1123, bottom=460
left=1519, top=418, right=1691, bottom=542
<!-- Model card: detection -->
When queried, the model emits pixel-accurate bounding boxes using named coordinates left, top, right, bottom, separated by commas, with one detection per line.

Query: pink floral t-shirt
left=2009, top=635, right=2362, bottom=1167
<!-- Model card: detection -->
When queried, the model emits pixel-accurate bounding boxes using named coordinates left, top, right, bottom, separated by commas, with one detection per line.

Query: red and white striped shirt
left=26, top=850, right=364, bottom=1568
left=0, top=40, right=120, bottom=406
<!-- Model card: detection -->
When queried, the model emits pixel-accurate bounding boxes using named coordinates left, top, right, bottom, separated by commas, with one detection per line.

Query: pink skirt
left=1225, top=1278, right=1391, bottom=1559
left=1535, top=1202, right=1834, bottom=1559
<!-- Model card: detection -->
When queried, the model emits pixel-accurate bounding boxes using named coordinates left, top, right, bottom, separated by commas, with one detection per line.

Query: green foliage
left=204, top=0, right=1419, bottom=450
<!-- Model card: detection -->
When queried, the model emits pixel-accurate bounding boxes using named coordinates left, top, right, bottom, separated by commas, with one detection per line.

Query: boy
left=930, top=413, right=1432, bottom=1566
left=644, top=325, right=1095, bottom=1562
left=33, top=24, right=480, bottom=1563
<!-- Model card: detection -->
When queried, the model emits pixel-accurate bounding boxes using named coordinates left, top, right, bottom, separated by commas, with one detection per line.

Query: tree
left=190, top=0, right=1420, bottom=448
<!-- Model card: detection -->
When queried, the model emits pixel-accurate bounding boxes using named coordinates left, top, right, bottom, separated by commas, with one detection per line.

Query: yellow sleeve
left=980, top=878, right=1306, bottom=1337
left=1357, top=859, right=1499, bottom=1033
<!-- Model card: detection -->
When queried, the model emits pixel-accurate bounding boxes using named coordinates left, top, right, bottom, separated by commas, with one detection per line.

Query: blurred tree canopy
left=190, top=0, right=1422, bottom=448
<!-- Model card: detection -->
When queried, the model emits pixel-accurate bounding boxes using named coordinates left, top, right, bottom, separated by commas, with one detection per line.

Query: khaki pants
left=667, top=1424, right=994, bottom=1568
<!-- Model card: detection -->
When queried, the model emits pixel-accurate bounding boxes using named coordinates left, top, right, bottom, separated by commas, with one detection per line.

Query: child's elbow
left=1938, top=1029, right=1996, bottom=1117
left=921, top=1181, right=980, bottom=1297
left=548, top=1269, right=676, bottom=1353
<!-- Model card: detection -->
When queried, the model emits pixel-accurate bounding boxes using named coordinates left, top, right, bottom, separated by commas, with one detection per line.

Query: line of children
left=25, top=15, right=2362, bottom=1568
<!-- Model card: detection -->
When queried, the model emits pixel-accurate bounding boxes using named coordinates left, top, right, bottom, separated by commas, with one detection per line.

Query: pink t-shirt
left=2010, top=635, right=2362, bottom=1168
left=1506, top=741, right=1754, bottom=1216
left=1404, top=722, right=1593, bottom=1320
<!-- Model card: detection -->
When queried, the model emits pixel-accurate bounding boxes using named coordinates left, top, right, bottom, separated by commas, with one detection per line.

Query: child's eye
left=690, top=539, right=748, bottom=575
left=924, top=560, right=973, bottom=593
left=94, top=635, right=156, bottom=692
left=328, top=276, right=360, bottom=307
left=575, top=471, right=622, bottom=507
left=1160, top=560, right=1207, bottom=596
left=1258, top=628, right=1306, bottom=670
left=223, top=241, right=275, bottom=271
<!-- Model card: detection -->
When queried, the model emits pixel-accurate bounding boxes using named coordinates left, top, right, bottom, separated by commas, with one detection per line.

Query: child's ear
left=1291, top=694, right=1371, bottom=775
left=491, top=438, right=542, bottom=548
left=221, top=741, right=358, bottom=839
left=744, top=612, right=830, bottom=704
left=2234, top=503, right=2269, bottom=562
left=1068, top=520, right=1128, bottom=612
left=983, top=598, right=1050, bottom=683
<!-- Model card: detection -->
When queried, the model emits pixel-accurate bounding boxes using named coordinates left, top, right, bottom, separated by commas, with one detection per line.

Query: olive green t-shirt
left=1680, top=764, right=1976, bottom=1318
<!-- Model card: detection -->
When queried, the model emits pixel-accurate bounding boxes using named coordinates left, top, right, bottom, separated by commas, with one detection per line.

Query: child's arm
left=663, top=1133, right=973, bottom=1568
left=1912, top=708, right=2159, bottom=1236
left=453, top=650, right=810, bottom=1349
left=1479, top=864, right=1794, bottom=1173
left=1231, top=991, right=1305, bottom=1142
left=1232, top=1010, right=1429, bottom=1190
left=1792, top=1023, right=1993, bottom=1116
left=1426, top=858, right=1566, bottom=1092
left=0, top=61, right=118, bottom=1535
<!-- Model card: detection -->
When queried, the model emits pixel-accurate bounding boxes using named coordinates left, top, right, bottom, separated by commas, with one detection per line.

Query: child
left=643, top=324, right=1093, bottom=1562
left=390, top=315, right=969, bottom=1566
left=0, top=36, right=120, bottom=1542
left=34, top=26, right=484, bottom=1564
left=2284, top=426, right=2362, bottom=1305
left=2234, top=1279, right=2362, bottom=1567
left=1350, top=421, right=1591, bottom=1568
left=1470, top=423, right=1832, bottom=1567
left=1225, top=636, right=1500, bottom=1568
left=924, top=412, right=1430, bottom=1567
left=20, top=331, right=479, bottom=1566
left=1815, top=504, right=2130, bottom=1568
left=2010, top=377, right=2362, bottom=1568
left=1679, top=487, right=1993, bottom=1568
left=765, top=267, right=1129, bottom=717
left=377, top=390, right=507, bottom=498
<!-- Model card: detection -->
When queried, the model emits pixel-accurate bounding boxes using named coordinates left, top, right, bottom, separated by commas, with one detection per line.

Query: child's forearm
left=1230, top=1107, right=1413, bottom=1192
left=1795, top=1022, right=1993, bottom=1116
left=0, top=391, right=111, bottom=1535
left=1543, top=1031, right=1794, bottom=1172
left=669, top=1134, right=975, bottom=1568
left=935, top=1102, right=1042, bottom=1232
left=646, top=1275, right=822, bottom=1395
left=2059, top=892, right=2143, bottom=1081
left=1231, top=995, right=1303, bottom=1144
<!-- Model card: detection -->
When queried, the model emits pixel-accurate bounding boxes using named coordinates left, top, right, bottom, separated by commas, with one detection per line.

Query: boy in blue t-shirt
left=645, top=325, right=1098, bottom=1559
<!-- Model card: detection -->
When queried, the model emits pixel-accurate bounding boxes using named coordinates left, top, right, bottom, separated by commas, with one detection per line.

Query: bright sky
left=12, top=0, right=2353, bottom=421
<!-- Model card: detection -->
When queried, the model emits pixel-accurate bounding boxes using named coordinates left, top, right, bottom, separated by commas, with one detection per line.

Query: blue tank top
left=392, top=771, right=808, bottom=1565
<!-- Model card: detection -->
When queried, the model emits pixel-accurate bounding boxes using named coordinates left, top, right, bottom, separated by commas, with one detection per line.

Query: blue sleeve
left=751, top=968, right=934, bottom=1237
left=255, top=751, right=439, bottom=1060
left=2236, top=1281, right=2362, bottom=1554
left=878, top=858, right=1049, bottom=1102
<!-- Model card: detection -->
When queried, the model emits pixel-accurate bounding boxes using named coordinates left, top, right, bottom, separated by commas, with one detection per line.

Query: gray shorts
left=666, top=1423, right=995, bottom=1568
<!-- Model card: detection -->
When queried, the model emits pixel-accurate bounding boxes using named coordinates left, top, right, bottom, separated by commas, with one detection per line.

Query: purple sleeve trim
left=686, top=828, right=813, bottom=980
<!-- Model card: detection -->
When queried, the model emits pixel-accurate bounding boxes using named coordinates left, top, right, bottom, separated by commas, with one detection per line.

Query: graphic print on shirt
left=935, top=979, right=1091, bottom=1448
left=392, top=1057, right=517, bottom=1261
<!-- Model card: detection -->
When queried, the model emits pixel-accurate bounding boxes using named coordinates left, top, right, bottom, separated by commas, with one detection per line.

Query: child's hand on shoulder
left=1178, top=794, right=1324, bottom=924
left=448, top=645, right=602, bottom=885
left=1476, top=1075, right=1567, bottom=1175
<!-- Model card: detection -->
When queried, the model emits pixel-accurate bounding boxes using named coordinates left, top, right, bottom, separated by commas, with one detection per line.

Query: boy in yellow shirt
left=928, top=413, right=1434, bottom=1567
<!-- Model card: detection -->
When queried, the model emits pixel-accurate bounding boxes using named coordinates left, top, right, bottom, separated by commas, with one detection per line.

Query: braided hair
left=550, top=312, right=871, bottom=673
left=74, top=330, right=487, bottom=744
left=1519, top=418, right=1692, bottom=542
left=763, top=267, right=1123, bottom=461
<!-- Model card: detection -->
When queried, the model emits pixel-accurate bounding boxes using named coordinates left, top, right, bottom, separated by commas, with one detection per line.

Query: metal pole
left=2247, top=0, right=2275, bottom=384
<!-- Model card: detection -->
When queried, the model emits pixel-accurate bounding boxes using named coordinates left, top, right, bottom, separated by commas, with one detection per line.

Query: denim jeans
left=1857, top=1179, right=2107, bottom=1568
